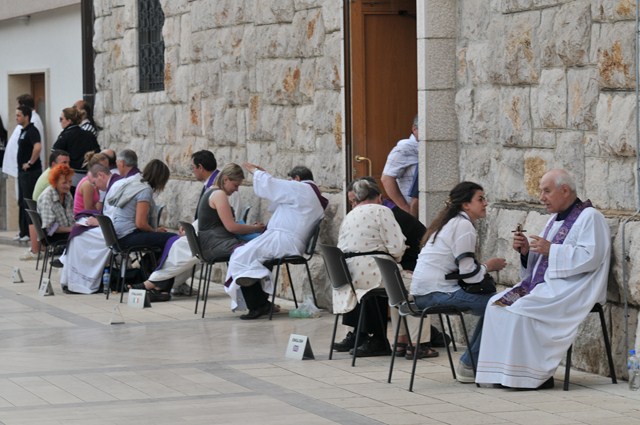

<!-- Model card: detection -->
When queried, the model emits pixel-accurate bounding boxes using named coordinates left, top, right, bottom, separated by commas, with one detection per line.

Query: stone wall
left=454, top=0, right=639, bottom=378
left=93, top=0, right=345, bottom=308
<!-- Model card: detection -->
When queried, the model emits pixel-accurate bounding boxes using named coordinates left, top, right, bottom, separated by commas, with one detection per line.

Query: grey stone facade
left=95, top=0, right=638, bottom=379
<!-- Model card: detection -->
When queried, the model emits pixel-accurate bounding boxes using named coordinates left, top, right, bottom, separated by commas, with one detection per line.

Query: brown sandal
left=405, top=344, right=439, bottom=360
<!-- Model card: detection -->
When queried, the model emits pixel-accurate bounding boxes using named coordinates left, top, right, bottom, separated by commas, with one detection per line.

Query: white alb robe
left=59, top=227, right=111, bottom=294
left=225, top=170, right=325, bottom=311
left=475, top=207, right=610, bottom=388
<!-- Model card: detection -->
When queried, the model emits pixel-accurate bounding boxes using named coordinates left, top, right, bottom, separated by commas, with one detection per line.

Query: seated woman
left=332, top=179, right=405, bottom=357
left=410, top=182, right=506, bottom=383
left=73, top=151, right=109, bottom=214
left=131, top=163, right=264, bottom=294
left=36, top=163, right=75, bottom=243
left=105, top=160, right=177, bottom=294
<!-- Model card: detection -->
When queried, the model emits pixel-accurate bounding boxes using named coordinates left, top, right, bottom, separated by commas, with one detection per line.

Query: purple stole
left=497, top=200, right=593, bottom=306
left=304, top=181, right=329, bottom=210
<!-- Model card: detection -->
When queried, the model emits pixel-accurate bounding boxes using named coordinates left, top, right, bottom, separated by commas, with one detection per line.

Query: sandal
left=393, top=342, right=408, bottom=357
left=405, top=344, right=439, bottom=360
left=127, top=283, right=147, bottom=290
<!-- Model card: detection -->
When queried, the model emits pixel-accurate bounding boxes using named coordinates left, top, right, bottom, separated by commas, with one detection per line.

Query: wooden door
left=31, top=74, right=47, bottom=151
left=348, top=0, right=417, bottom=187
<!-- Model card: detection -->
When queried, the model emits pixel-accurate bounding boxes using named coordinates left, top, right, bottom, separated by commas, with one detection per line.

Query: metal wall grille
left=138, top=0, right=165, bottom=92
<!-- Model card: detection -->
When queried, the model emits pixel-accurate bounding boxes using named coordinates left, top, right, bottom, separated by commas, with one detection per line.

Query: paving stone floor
left=0, top=232, right=639, bottom=425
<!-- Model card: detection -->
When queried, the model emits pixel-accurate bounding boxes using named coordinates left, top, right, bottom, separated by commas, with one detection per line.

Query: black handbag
left=445, top=252, right=497, bottom=294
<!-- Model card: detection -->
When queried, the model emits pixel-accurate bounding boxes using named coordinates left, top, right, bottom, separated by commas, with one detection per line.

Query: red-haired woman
left=36, top=163, right=75, bottom=243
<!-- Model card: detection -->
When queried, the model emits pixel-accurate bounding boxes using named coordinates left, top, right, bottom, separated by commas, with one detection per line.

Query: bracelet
left=483, top=263, right=489, bottom=272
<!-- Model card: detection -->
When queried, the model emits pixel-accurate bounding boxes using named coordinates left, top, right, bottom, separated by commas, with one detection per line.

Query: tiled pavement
left=0, top=232, right=639, bottom=425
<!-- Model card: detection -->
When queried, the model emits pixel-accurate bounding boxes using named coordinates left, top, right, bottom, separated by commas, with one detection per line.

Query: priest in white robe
left=475, top=169, right=611, bottom=389
left=225, top=164, right=327, bottom=319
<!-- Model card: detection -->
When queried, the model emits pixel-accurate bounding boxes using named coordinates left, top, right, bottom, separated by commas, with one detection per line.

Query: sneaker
left=349, top=337, right=392, bottom=357
left=332, top=331, right=357, bottom=352
left=12, top=234, right=21, bottom=241
left=456, top=361, right=476, bottom=383
left=172, top=282, right=192, bottom=296
left=19, top=235, right=30, bottom=242
left=19, top=249, right=38, bottom=261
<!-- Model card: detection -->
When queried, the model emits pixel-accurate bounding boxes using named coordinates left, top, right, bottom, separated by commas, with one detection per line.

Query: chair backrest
left=95, top=215, right=120, bottom=251
left=25, top=209, right=47, bottom=244
left=154, top=204, right=165, bottom=228
left=319, top=244, right=353, bottom=290
left=240, top=206, right=251, bottom=223
left=24, top=198, right=37, bottom=211
left=304, top=219, right=323, bottom=256
left=375, top=256, right=410, bottom=308
left=179, top=221, right=205, bottom=261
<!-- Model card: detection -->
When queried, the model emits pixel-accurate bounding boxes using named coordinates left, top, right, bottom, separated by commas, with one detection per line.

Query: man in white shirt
left=381, top=115, right=418, bottom=214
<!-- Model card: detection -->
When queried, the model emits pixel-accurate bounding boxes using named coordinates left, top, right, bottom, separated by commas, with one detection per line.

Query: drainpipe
left=80, top=0, right=95, bottom=105
left=620, top=0, right=640, bottom=358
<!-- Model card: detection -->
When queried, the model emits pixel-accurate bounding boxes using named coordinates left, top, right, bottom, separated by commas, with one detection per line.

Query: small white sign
left=38, top=278, right=54, bottom=296
left=127, top=289, right=147, bottom=309
left=285, top=333, right=315, bottom=360
left=12, top=267, right=23, bottom=283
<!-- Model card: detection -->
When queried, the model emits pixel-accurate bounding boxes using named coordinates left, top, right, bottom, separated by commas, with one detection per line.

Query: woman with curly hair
left=36, top=163, right=75, bottom=243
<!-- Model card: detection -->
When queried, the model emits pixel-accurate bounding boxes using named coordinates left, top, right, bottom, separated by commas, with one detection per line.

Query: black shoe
left=349, top=337, right=391, bottom=357
left=430, top=327, right=451, bottom=347
left=240, top=302, right=271, bottom=320
left=51, top=259, right=63, bottom=268
left=333, top=331, right=361, bottom=352
left=537, top=377, right=554, bottom=390
left=147, top=290, right=171, bottom=303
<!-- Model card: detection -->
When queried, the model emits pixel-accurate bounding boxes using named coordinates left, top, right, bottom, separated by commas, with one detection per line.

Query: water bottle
left=288, top=309, right=311, bottom=318
left=102, top=267, right=111, bottom=294
left=628, top=349, right=640, bottom=390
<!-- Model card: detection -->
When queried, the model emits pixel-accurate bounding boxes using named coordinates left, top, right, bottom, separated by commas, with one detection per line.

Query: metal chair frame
left=319, top=244, right=388, bottom=367
left=263, top=219, right=323, bottom=320
left=375, top=256, right=474, bottom=392
left=24, top=199, right=42, bottom=270
left=564, top=303, right=617, bottom=390
left=95, top=215, right=159, bottom=302
left=180, top=221, right=230, bottom=318
left=25, top=209, right=67, bottom=289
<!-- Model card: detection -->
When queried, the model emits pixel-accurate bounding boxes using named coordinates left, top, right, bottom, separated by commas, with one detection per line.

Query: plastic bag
left=288, top=298, right=321, bottom=318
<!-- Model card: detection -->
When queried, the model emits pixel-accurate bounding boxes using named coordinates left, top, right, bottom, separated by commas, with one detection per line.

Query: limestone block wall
left=92, top=0, right=345, bottom=308
left=453, top=0, right=639, bottom=378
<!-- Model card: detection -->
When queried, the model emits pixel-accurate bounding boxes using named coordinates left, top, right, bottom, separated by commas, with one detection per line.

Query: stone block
left=592, top=0, right=637, bottom=22
left=424, top=38, right=456, bottom=90
left=499, top=87, right=532, bottom=146
left=533, top=69, right=566, bottom=129
left=499, top=0, right=533, bottom=13
left=425, top=0, right=456, bottom=38
left=425, top=90, right=457, bottom=141
left=556, top=131, right=585, bottom=194
left=585, top=157, right=637, bottom=210
left=313, top=90, right=340, bottom=134
left=464, top=42, right=495, bottom=86
left=532, top=130, right=556, bottom=149
left=322, top=1, right=342, bottom=33
left=314, top=32, right=341, bottom=90
left=553, top=0, right=591, bottom=66
left=459, top=145, right=491, bottom=184
left=257, top=59, right=305, bottom=105
left=425, top=141, right=458, bottom=190
left=613, top=221, right=640, bottom=307
left=596, top=93, right=637, bottom=157
left=567, top=67, right=599, bottom=130
left=523, top=150, right=554, bottom=199
left=255, top=24, right=296, bottom=59
left=459, top=0, right=491, bottom=41
left=456, top=87, right=499, bottom=145
left=221, top=70, right=251, bottom=107
left=482, top=208, right=530, bottom=285
left=493, top=148, right=528, bottom=202
left=292, top=7, right=325, bottom=58
left=496, top=11, right=541, bottom=85
left=539, top=7, right=562, bottom=68
left=254, top=0, right=295, bottom=25
left=592, top=21, right=636, bottom=89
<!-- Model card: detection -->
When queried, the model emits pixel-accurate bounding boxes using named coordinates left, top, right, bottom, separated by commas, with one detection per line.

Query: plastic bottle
left=628, top=349, right=640, bottom=391
left=102, top=267, right=111, bottom=294
left=289, top=309, right=312, bottom=318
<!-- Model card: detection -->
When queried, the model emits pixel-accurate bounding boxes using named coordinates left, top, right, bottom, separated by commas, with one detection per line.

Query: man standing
left=226, top=164, right=327, bottom=320
left=475, top=169, right=611, bottom=389
left=15, top=105, right=42, bottom=242
left=381, top=115, right=419, bottom=214
left=2, top=94, right=45, bottom=177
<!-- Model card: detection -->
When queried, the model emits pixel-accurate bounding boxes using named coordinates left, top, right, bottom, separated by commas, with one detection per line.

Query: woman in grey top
left=197, top=163, right=265, bottom=260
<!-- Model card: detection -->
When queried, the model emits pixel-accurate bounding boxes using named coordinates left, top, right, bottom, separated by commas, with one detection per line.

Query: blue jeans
left=413, top=289, right=493, bottom=368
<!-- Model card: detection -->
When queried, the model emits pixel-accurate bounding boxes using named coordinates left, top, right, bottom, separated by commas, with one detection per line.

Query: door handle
left=355, top=155, right=372, bottom=176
